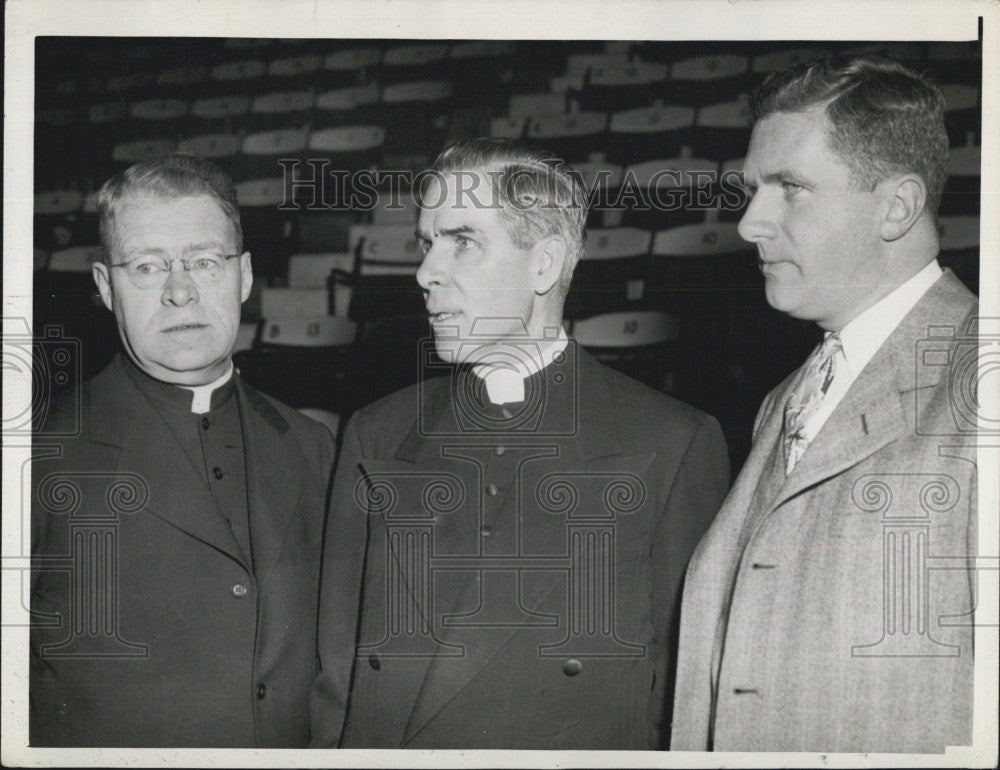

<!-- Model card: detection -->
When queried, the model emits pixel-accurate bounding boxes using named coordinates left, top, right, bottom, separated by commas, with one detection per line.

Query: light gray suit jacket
left=671, top=270, right=978, bottom=753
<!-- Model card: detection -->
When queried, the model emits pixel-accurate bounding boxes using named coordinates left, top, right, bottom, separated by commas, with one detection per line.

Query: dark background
left=32, top=37, right=982, bottom=474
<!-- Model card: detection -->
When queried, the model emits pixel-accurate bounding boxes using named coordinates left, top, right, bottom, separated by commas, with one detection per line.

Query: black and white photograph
left=3, top=0, right=998, bottom=766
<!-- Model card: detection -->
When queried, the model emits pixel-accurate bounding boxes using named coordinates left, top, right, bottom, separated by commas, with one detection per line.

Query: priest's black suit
left=30, top=354, right=335, bottom=747
left=311, top=342, right=729, bottom=749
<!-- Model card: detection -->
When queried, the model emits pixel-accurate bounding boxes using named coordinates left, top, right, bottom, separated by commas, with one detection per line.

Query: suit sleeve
left=309, top=414, right=370, bottom=748
left=649, top=414, right=730, bottom=746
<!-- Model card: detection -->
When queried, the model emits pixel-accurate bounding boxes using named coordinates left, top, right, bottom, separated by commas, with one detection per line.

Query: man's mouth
left=429, top=311, right=460, bottom=323
left=163, top=323, right=208, bottom=332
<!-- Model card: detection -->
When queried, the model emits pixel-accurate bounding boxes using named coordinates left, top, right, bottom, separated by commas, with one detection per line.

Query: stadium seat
left=382, top=43, right=450, bottom=83
left=188, top=95, right=252, bottom=136
left=579, top=60, right=668, bottom=113
left=381, top=80, right=454, bottom=156
left=129, top=98, right=189, bottom=141
left=153, top=64, right=209, bottom=100
left=620, top=149, right=718, bottom=230
left=34, top=190, right=85, bottom=252
left=261, top=53, right=323, bottom=93
left=176, top=133, right=241, bottom=180
left=315, top=83, right=383, bottom=127
left=235, top=315, right=358, bottom=414
left=235, top=127, right=308, bottom=182
left=207, top=58, right=267, bottom=97
left=287, top=252, right=355, bottom=290
left=940, top=83, right=980, bottom=147
left=236, top=177, right=298, bottom=285
left=941, top=140, right=980, bottom=217
left=606, top=103, right=695, bottom=165
left=318, top=47, right=383, bottom=90
left=570, top=309, right=679, bottom=392
left=565, top=226, right=652, bottom=320
left=692, top=96, right=751, bottom=161
left=508, top=92, right=569, bottom=120
left=111, top=139, right=177, bottom=172
left=247, top=90, right=315, bottom=132
left=526, top=111, right=608, bottom=164
left=663, top=54, right=749, bottom=106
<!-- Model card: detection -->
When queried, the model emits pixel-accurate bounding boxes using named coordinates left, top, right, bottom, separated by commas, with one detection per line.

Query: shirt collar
left=837, top=259, right=943, bottom=380
left=181, top=363, right=236, bottom=414
left=472, top=326, right=569, bottom=405
left=122, top=354, right=236, bottom=415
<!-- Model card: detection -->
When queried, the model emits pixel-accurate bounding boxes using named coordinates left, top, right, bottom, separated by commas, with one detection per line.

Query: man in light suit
left=30, top=154, right=334, bottom=746
left=310, top=138, right=730, bottom=749
left=671, top=55, right=978, bottom=753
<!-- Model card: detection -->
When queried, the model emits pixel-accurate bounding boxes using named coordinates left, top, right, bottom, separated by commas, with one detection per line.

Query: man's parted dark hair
left=424, top=137, right=590, bottom=296
left=97, top=153, right=244, bottom=260
left=750, top=54, right=950, bottom=216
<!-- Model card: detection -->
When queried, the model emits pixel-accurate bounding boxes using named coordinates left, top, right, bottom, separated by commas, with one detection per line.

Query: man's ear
left=239, top=251, right=253, bottom=303
left=531, top=235, right=568, bottom=296
left=880, top=173, right=927, bottom=241
left=92, top=262, right=114, bottom=312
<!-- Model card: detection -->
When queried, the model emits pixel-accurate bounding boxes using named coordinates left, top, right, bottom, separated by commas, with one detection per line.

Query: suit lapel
left=236, top=379, right=298, bottom=586
left=91, top=357, right=248, bottom=568
left=769, top=270, right=974, bottom=510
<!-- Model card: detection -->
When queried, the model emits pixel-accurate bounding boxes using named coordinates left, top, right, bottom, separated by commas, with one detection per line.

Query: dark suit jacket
left=30, top=355, right=335, bottom=747
left=311, top=343, right=729, bottom=749
left=671, top=271, right=978, bottom=753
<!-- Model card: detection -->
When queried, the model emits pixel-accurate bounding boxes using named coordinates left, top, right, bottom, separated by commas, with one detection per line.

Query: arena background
left=32, top=36, right=982, bottom=474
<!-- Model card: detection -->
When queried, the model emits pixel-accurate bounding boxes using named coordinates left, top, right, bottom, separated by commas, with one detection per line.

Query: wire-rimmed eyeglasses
left=106, top=252, right=243, bottom=290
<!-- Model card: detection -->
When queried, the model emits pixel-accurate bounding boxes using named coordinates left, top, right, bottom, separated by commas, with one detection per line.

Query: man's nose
left=737, top=191, right=779, bottom=244
left=416, top=244, right=448, bottom=291
left=160, top=262, right=199, bottom=306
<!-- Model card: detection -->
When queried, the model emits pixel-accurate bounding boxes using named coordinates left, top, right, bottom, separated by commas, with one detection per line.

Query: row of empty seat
left=33, top=37, right=983, bottom=470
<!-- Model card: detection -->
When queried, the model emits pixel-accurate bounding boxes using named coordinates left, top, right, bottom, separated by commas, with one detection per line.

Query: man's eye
left=455, top=236, right=473, bottom=250
left=191, top=257, right=220, bottom=270
left=132, top=261, right=163, bottom=275
left=418, top=239, right=431, bottom=255
left=781, top=181, right=803, bottom=196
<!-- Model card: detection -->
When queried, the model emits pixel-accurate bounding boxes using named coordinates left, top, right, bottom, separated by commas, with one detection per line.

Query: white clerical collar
left=181, top=362, right=235, bottom=414
left=472, top=327, right=569, bottom=405
left=837, top=259, right=943, bottom=380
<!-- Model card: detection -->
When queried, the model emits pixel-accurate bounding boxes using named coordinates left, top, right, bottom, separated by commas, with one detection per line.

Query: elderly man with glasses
left=30, top=154, right=335, bottom=748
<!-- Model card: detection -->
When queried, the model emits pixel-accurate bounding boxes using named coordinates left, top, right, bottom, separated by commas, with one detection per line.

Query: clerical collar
left=471, top=327, right=569, bottom=405
left=121, top=354, right=236, bottom=415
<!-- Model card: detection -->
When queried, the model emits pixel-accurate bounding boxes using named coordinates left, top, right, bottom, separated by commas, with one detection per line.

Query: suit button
left=200, top=416, right=210, bottom=430
left=480, top=525, right=492, bottom=537
left=256, top=682, right=266, bottom=699
left=486, top=483, right=499, bottom=496
left=494, top=445, right=506, bottom=456
left=369, top=654, right=382, bottom=671
left=230, top=583, right=248, bottom=598
left=562, top=659, right=583, bottom=677
left=212, top=466, right=224, bottom=480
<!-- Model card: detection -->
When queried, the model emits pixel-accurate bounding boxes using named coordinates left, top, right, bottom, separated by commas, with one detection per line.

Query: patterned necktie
left=782, top=333, right=843, bottom=475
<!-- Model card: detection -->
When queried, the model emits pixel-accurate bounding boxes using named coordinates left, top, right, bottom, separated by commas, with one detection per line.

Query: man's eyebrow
left=123, top=241, right=230, bottom=256
left=187, top=240, right=230, bottom=252
left=758, top=170, right=807, bottom=185
left=414, top=225, right=481, bottom=240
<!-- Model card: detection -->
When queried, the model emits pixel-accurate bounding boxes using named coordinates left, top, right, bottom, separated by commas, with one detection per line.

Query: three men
left=310, top=138, right=730, bottom=749
left=30, top=154, right=335, bottom=747
left=671, top=55, right=978, bottom=753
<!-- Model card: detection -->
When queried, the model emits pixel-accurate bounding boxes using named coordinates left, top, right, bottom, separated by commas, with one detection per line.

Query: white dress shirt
left=800, top=259, right=943, bottom=442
